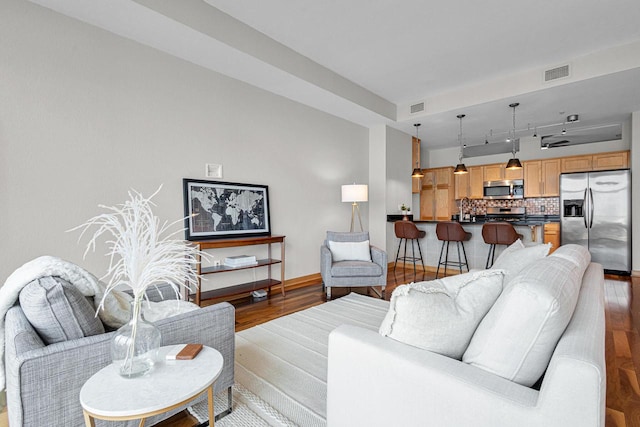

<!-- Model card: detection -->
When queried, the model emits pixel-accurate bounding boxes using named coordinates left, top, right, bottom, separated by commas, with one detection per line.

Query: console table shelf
left=191, top=235, right=285, bottom=305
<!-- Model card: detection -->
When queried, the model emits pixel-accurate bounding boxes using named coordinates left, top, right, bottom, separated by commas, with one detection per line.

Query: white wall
left=384, top=127, right=413, bottom=254
left=368, top=125, right=386, bottom=249
left=0, top=0, right=369, bottom=285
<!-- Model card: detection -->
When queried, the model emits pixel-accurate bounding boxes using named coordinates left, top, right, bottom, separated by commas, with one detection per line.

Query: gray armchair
left=320, top=231, right=387, bottom=299
left=4, top=279, right=235, bottom=427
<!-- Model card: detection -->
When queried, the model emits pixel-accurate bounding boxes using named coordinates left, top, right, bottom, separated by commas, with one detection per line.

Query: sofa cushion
left=328, top=240, right=372, bottom=262
left=379, top=269, right=504, bottom=359
left=463, top=244, right=590, bottom=386
left=491, top=240, right=551, bottom=285
left=19, top=276, right=105, bottom=345
left=331, top=260, right=382, bottom=277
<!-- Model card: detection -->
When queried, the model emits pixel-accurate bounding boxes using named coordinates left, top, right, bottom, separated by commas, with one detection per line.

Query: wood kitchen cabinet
left=523, top=159, right=560, bottom=197
left=412, top=136, right=421, bottom=193
left=592, top=151, right=628, bottom=171
left=454, top=166, right=483, bottom=199
left=421, top=166, right=454, bottom=221
left=484, top=163, right=524, bottom=181
left=543, top=223, right=560, bottom=254
left=561, top=151, right=628, bottom=173
left=561, top=155, right=592, bottom=173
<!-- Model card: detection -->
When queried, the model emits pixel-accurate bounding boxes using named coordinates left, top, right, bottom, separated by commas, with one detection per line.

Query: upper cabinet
left=561, top=151, right=628, bottom=173
left=561, top=155, right=592, bottom=173
left=483, top=162, right=524, bottom=181
left=412, top=136, right=421, bottom=193
left=592, top=151, right=628, bottom=171
left=454, top=166, right=483, bottom=200
left=421, top=167, right=454, bottom=221
left=523, top=159, right=560, bottom=197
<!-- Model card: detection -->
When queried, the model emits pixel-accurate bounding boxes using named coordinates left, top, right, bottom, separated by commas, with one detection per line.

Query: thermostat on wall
left=205, top=163, right=223, bottom=179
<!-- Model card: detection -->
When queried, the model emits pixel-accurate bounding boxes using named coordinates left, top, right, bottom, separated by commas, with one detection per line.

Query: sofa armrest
left=328, top=325, right=541, bottom=427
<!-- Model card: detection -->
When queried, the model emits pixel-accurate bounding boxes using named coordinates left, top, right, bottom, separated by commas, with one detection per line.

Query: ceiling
left=29, top=0, right=640, bottom=150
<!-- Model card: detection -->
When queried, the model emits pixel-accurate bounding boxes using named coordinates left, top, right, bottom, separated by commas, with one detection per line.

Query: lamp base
left=350, top=202, right=364, bottom=232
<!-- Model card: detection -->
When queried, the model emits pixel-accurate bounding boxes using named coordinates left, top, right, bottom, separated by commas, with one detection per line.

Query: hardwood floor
left=1, top=268, right=638, bottom=426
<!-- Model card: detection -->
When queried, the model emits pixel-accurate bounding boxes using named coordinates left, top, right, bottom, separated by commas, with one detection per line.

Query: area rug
left=234, top=292, right=390, bottom=426
left=188, top=383, right=295, bottom=426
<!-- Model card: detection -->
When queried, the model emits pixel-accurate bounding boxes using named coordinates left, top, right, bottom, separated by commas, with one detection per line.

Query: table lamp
left=341, top=184, right=368, bottom=232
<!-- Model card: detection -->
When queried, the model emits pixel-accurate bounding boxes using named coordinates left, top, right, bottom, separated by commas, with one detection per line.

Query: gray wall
left=0, top=0, right=370, bottom=286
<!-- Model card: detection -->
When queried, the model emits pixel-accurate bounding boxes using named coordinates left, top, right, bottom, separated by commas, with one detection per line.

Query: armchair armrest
left=320, top=244, right=333, bottom=284
left=370, top=245, right=387, bottom=269
left=5, top=302, right=235, bottom=427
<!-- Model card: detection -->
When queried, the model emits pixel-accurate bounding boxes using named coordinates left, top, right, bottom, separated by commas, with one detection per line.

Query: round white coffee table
left=80, top=345, right=223, bottom=427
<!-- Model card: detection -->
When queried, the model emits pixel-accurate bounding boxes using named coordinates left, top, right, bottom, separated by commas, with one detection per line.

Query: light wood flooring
left=1, top=268, right=638, bottom=426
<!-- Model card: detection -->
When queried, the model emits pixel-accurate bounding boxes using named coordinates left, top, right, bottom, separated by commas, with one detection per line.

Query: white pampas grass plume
left=70, top=185, right=205, bottom=310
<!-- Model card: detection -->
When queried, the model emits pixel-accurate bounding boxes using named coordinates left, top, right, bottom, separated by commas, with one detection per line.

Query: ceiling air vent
left=544, top=64, right=570, bottom=82
left=410, top=102, right=425, bottom=114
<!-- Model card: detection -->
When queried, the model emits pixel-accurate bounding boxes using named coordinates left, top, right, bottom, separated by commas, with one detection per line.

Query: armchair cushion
left=379, top=269, right=504, bottom=359
left=331, top=261, right=382, bottom=277
left=327, top=240, right=372, bottom=262
left=18, top=276, right=104, bottom=345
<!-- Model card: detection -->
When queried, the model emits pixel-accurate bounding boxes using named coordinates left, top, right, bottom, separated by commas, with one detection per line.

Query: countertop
left=387, top=214, right=560, bottom=226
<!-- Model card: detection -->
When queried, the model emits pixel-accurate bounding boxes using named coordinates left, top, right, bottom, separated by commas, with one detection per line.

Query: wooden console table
left=192, top=235, right=285, bottom=306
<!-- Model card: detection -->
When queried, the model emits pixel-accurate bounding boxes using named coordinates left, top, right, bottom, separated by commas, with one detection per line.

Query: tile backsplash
left=460, top=197, right=559, bottom=216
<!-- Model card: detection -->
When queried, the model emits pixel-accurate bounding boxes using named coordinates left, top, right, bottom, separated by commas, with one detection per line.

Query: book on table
left=224, top=255, right=258, bottom=267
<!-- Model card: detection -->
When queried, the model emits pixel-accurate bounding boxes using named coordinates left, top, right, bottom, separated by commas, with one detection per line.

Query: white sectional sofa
left=327, top=244, right=606, bottom=427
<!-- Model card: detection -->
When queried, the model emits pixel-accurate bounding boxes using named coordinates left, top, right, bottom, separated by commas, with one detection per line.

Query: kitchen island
left=388, top=216, right=559, bottom=272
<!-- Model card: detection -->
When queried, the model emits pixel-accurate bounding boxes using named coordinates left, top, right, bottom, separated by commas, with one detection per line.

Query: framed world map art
left=183, top=178, right=271, bottom=240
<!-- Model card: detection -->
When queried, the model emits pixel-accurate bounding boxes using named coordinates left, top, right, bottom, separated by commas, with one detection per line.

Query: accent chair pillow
left=463, top=244, right=590, bottom=386
left=379, top=269, right=505, bottom=359
left=491, top=240, right=551, bottom=286
left=328, top=240, right=372, bottom=262
left=19, top=276, right=105, bottom=345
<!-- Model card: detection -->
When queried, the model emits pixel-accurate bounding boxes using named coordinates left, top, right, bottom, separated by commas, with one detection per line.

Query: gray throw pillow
left=19, top=276, right=105, bottom=345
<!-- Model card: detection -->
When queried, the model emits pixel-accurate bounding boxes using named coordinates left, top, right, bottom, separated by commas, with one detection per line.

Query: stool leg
left=416, top=240, right=425, bottom=272
left=411, top=239, right=417, bottom=274
left=456, top=242, right=463, bottom=275
left=403, top=238, right=409, bottom=274
left=485, top=244, right=494, bottom=269
left=394, top=238, right=403, bottom=271
left=444, top=241, right=450, bottom=277
left=461, top=241, right=469, bottom=273
left=491, top=245, right=497, bottom=267
left=436, top=240, right=446, bottom=279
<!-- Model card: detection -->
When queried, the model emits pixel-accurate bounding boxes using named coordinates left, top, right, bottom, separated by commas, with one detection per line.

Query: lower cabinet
left=543, top=223, right=560, bottom=254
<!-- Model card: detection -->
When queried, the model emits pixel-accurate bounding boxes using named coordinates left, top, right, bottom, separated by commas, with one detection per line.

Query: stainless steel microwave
left=483, top=179, right=524, bottom=199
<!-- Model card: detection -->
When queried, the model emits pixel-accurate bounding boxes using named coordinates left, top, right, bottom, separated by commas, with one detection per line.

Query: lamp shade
left=506, top=157, right=523, bottom=170
left=341, top=184, right=368, bottom=203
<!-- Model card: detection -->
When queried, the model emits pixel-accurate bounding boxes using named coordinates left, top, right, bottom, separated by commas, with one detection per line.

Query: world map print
left=188, top=184, right=268, bottom=237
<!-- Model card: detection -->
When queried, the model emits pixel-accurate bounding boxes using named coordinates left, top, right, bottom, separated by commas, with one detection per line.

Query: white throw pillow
left=328, top=240, right=372, bottom=262
left=463, top=245, right=590, bottom=386
left=491, top=240, right=551, bottom=286
left=379, top=269, right=505, bottom=359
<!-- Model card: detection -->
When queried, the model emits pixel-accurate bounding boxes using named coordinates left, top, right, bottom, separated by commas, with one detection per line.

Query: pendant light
left=505, top=102, right=523, bottom=170
left=453, top=114, right=468, bottom=174
left=411, top=123, right=425, bottom=178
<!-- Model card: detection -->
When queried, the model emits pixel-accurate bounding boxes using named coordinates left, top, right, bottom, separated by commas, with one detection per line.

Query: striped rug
left=232, top=292, right=390, bottom=426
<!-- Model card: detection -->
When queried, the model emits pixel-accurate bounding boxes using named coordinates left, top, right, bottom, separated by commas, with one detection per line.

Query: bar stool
left=435, top=222, right=472, bottom=278
left=394, top=221, right=426, bottom=273
left=482, top=222, right=523, bottom=268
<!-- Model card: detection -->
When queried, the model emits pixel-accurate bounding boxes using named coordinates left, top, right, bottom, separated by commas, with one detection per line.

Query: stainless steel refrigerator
left=560, top=169, right=631, bottom=274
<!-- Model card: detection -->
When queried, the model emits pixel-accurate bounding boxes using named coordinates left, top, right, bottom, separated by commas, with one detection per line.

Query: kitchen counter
left=387, top=215, right=558, bottom=271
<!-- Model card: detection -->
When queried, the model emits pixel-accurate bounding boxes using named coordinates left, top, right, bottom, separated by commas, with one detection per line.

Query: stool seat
left=481, top=222, right=523, bottom=268
left=394, top=221, right=425, bottom=274
left=435, top=222, right=471, bottom=278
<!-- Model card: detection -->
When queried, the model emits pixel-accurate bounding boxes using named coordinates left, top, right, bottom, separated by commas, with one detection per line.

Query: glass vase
left=111, top=299, right=162, bottom=378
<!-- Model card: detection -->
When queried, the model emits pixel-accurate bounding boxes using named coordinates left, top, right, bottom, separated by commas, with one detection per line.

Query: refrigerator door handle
left=589, top=188, right=594, bottom=229
left=583, top=189, right=588, bottom=228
